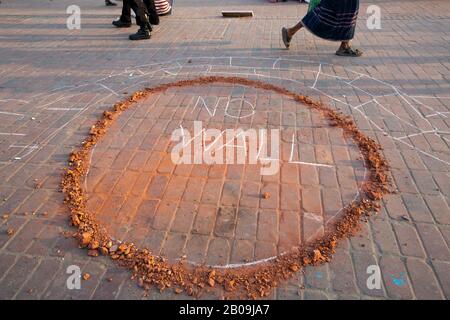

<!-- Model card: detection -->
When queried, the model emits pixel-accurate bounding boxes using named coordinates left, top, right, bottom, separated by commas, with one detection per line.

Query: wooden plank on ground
left=222, top=11, right=254, bottom=18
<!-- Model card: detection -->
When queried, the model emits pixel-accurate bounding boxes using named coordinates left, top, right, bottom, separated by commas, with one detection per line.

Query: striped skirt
left=302, top=0, right=359, bottom=41
left=154, top=0, right=172, bottom=15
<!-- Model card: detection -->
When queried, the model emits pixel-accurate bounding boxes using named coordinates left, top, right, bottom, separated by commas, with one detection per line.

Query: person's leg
left=282, top=21, right=303, bottom=49
left=127, top=0, right=143, bottom=26
left=113, top=0, right=132, bottom=27
left=129, top=0, right=152, bottom=40
left=122, top=0, right=132, bottom=22
left=287, top=21, right=303, bottom=38
left=144, top=0, right=160, bottom=25
left=133, top=0, right=151, bottom=29
left=340, top=41, right=350, bottom=49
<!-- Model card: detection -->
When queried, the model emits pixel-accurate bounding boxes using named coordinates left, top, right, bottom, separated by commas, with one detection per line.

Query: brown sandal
left=335, top=47, right=363, bottom=57
left=282, top=27, right=291, bottom=49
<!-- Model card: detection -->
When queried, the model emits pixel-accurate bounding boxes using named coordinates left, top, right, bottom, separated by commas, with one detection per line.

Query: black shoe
left=112, top=19, right=132, bottom=28
left=105, top=0, right=117, bottom=6
left=129, top=26, right=151, bottom=40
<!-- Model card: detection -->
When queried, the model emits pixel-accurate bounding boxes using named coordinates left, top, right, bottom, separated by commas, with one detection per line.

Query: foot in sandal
left=282, top=27, right=292, bottom=49
left=335, top=47, right=363, bottom=57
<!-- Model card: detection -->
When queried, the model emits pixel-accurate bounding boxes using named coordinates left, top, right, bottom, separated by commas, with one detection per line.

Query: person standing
left=281, top=0, right=363, bottom=56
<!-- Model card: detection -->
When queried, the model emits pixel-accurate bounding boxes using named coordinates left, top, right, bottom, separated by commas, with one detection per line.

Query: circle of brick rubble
left=86, top=79, right=365, bottom=268
left=62, top=76, right=390, bottom=299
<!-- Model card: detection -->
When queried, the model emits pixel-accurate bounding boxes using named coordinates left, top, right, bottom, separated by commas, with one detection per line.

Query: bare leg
left=282, top=21, right=303, bottom=49
left=339, top=41, right=351, bottom=50
left=287, top=21, right=303, bottom=38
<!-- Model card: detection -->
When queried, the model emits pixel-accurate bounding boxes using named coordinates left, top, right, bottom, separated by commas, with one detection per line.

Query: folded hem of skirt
left=301, top=20, right=355, bottom=42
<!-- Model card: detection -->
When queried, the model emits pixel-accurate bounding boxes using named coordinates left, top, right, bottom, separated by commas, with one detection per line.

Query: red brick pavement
left=0, top=0, right=449, bottom=300
left=85, top=83, right=365, bottom=266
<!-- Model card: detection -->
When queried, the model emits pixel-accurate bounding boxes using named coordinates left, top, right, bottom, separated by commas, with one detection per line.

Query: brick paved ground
left=0, top=0, right=449, bottom=299
left=86, top=83, right=365, bottom=267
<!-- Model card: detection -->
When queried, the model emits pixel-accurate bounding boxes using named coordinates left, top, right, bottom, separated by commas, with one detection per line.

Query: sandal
left=282, top=27, right=291, bottom=49
left=335, top=47, right=363, bottom=57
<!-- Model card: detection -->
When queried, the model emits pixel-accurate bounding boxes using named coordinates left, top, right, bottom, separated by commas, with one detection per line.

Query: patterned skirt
left=154, top=0, right=172, bottom=15
left=302, top=0, right=359, bottom=41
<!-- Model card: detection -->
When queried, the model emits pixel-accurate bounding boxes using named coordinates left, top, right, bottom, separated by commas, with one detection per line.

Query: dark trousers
left=121, top=0, right=159, bottom=28
left=145, top=0, right=160, bottom=25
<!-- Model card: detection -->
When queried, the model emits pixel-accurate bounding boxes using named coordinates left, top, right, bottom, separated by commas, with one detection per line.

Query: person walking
left=282, top=0, right=363, bottom=57
left=112, top=0, right=159, bottom=27
left=112, top=0, right=159, bottom=40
